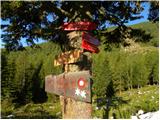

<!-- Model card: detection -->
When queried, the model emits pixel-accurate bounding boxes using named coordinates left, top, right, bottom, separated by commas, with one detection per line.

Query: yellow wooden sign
left=54, top=50, right=83, bottom=66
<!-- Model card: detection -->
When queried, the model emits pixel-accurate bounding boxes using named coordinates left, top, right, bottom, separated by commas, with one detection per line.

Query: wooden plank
left=45, top=71, right=91, bottom=102
left=63, top=22, right=97, bottom=31
left=81, top=40, right=100, bottom=53
left=82, top=32, right=100, bottom=46
left=54, top=49, right=82, bottom=66
left=45, top=74, right=64, bottom=96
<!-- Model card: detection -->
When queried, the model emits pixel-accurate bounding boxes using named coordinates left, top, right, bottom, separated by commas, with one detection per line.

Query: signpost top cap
left=63, top=21, right=97, bottom=31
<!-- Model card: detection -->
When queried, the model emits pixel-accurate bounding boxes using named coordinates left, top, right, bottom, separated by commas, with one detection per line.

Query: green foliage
left=1, top=42, right=62, bottom=104
left=1, top=51, right=17, bottom=98
left=91, top=45, right=158, bottom=119
left=1, top=1, right=144, bottom=51
left=145, top=50, right=159, bottom=85
left=1, top=99, right=15, bottom=116
left=148, top=1, right=159, bottom=23
left=109, top=48, right=158, bottom=90
left=92, top=51, right=112, bottom=98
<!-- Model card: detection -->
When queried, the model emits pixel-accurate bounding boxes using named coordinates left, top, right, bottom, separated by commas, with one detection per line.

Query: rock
left=139, top=111, right=160, bottom=119
left=7, top=114, right=14, bottom=118
left=138, top=109, right=144, bottom=115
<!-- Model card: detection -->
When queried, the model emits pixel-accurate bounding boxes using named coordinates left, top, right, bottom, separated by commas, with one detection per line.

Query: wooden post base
left=60, top=96, right=92, bottom=119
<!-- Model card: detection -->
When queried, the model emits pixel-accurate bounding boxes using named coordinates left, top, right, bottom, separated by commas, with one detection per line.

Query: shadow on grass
left=103, top=96, right=130, bottom=119
left=13, top=112, right=59, bottom=119
left=98, top=80, right=130, bottom=119
left=100, top=26, right=153, bottom=51
left=1, top=101, right=62, bottom=119
left=130, top=28, right=153, bottom=43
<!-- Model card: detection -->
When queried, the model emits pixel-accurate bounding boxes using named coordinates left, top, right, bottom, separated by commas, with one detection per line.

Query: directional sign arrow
left=81, top=40, right=100, bottom=53
left=54, top=49, right=83, bottom=66
left=45, top=71, right=91, bottom=102
left=82, top=32, right=100, bottom=46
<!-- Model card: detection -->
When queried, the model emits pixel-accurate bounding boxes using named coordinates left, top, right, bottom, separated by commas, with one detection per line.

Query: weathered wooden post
left=45, top=21, right=100, bottom=119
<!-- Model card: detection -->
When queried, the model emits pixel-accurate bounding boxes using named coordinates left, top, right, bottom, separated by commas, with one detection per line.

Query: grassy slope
left=113, top=85, right=159, bottom=118
left=106, top=21, right=158, bottom=47
left=130, top=22, right=159, bottom=46
left=130, top=22, right=158, bottom=41
left=92, top=85, right=159, bottom=119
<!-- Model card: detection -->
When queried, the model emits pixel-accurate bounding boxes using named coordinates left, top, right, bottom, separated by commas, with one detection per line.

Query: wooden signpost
left=45, top=21, right=100, bottom=119
left=45, top=71, right=91, bottom=102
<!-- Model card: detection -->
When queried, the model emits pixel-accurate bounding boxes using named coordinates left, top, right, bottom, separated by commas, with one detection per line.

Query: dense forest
left=1, top=21, right=158, bottom=108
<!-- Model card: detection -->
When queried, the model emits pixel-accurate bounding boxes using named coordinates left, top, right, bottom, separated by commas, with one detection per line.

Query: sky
left=125, top=2, right=150, bottom=26
left=0, top=2, right=150, bottom=48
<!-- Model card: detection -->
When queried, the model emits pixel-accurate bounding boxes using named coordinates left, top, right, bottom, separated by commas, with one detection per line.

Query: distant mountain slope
left=130, top=22, right=158, bottom=46
left=108, top=22, right=158, bottom=47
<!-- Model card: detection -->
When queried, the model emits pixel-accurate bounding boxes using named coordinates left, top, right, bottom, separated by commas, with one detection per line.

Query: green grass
left=1, top=101, right=62, bottom=119
left=92, top=85, right=159, bottom=119
left=2, top=86, right=158, bottom=119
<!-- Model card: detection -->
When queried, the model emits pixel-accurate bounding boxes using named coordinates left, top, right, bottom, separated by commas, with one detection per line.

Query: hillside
left=1, top=21, right=159, bottom=119
left=104, top=21, right=158, bottom=47
left=130, top=22, right=159, bottom=47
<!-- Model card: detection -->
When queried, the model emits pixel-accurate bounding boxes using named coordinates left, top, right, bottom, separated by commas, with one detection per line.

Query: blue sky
left=0, top=2, right=150, bottom=48
left=125, top=2, right=150, bottom=26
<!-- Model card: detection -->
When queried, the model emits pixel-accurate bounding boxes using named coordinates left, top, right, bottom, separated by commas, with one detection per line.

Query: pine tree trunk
left=60, top=31, right=92, bottom=119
